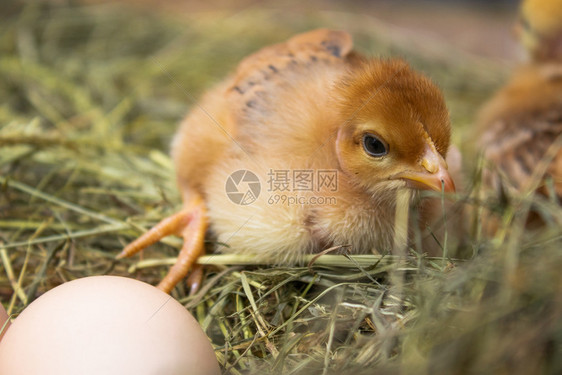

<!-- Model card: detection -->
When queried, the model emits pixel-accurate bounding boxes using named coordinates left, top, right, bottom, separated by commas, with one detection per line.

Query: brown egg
left=0, top=303, right=9, bottom=342
left=0, top=276, right=220, bottom=375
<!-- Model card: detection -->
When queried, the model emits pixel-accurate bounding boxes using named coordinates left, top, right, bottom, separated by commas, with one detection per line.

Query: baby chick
left=120, top=29, right=455, bottom=293
left=477, top=0, right=562, bottom=228
left=517, top=0, right=562, bottom=62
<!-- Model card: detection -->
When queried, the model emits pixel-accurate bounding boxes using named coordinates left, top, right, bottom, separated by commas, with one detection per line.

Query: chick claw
left=118, top=198, right=208, bottom=294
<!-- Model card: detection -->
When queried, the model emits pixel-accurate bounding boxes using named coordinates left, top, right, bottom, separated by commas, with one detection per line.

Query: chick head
left=518, top=0, right=562, bottom=61
left=335, top=59, right=454, bottom=196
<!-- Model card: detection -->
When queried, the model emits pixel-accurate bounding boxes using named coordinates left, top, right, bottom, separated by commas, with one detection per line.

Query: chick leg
left=118, top=195, right=207, bottom=294
left=158, top=200, right=207, bottom=293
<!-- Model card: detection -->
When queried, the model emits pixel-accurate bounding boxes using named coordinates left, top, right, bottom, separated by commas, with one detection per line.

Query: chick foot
left=118, top=196, right=208, bottom=294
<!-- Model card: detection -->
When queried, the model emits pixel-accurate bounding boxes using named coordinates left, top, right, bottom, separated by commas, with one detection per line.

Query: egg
left=0, top=303, right=10, bottom=342
left=0, top=276, right=220, bottom=375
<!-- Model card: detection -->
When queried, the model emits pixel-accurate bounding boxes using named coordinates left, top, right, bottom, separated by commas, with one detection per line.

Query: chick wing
left=479, top=65, right=562, bottom=198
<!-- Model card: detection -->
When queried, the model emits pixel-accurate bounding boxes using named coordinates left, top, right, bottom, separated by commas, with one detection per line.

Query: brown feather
left=478, top=64, right=562, bottom=199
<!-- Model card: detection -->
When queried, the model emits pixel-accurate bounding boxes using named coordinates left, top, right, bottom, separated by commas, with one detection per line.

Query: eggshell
left=0, top=304, right=9, bottom=342
left=0, top=276, right=220, bottom=375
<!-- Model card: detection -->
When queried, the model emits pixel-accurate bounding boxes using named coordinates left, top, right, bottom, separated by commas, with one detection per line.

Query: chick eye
left=362, top=134, right=388, bottom=157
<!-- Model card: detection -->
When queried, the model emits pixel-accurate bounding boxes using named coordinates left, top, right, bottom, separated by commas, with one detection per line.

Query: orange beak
left=391, top=146, right=456, bottom=193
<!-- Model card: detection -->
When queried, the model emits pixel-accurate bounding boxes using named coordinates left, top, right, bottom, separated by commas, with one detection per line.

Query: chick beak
left=392, top=147, right=456, bottom=193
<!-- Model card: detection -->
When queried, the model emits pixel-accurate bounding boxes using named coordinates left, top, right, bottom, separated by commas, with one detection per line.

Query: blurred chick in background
left=518, top=0, right=562, bottom=61
left=119, top=29, right=456, bottom=293
left=477, top=0, right=562, bottom=229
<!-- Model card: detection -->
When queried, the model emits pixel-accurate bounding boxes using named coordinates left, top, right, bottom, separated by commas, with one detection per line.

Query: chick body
left=171, top=29, right=453, bottom=262
left=479, top=65, right=562, bottom=198
left=477, top=0, right=562, bottom=228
